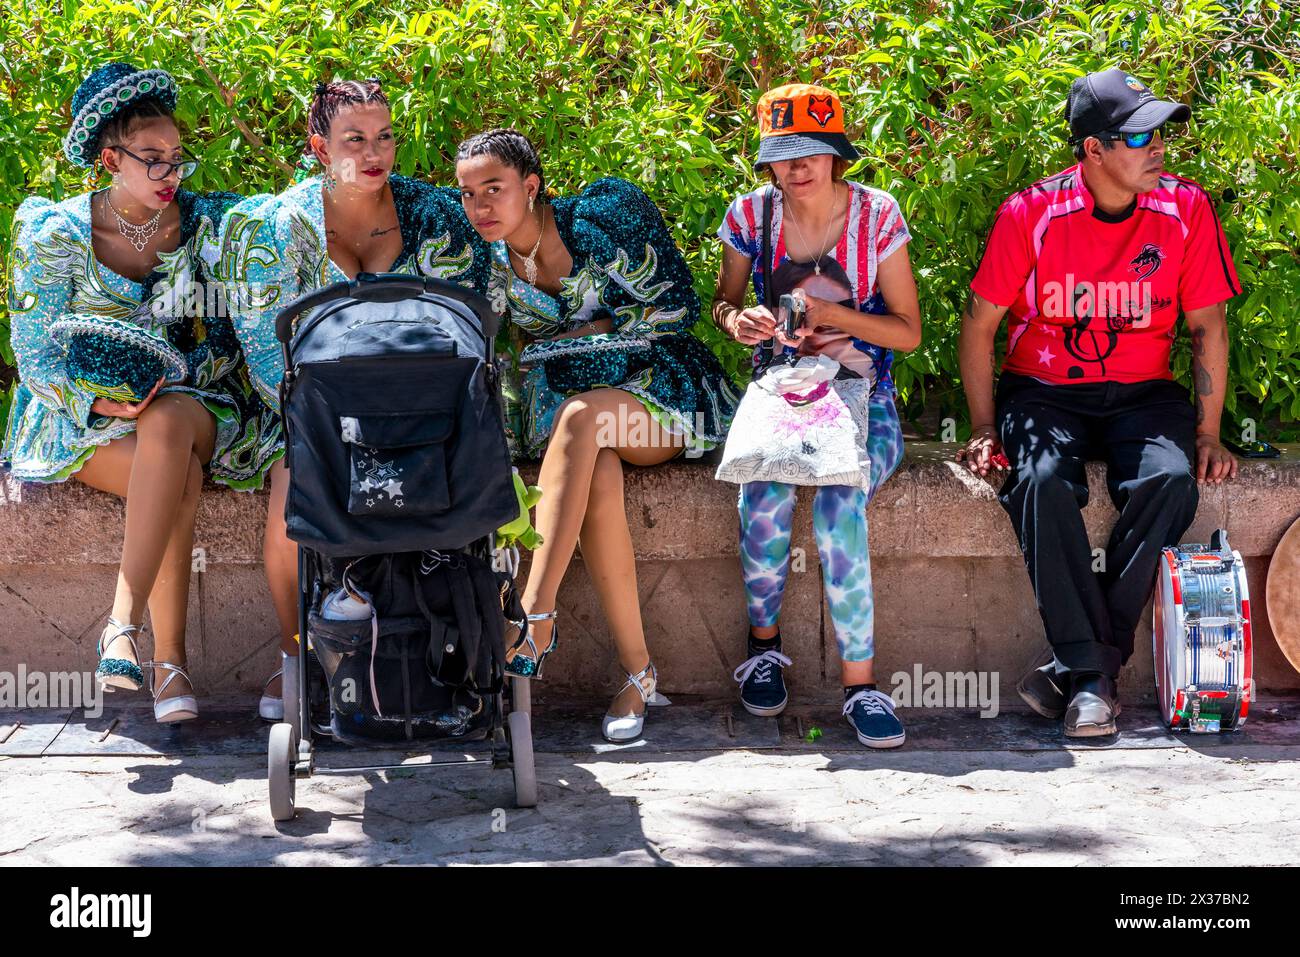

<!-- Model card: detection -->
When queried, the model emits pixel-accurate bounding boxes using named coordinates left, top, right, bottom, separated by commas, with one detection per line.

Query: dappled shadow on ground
left=7, top=693, right=1298, bottom=865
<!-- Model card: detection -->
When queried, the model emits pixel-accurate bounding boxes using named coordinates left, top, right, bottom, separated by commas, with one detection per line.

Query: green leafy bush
left=2, top=0, right=1296, bottom=438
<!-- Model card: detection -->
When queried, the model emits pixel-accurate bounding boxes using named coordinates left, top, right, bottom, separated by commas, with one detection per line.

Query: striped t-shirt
left=717, top=181, right=911, bottom=388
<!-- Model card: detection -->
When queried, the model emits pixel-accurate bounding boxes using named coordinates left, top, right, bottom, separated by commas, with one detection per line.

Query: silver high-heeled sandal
left=147, top=661, right=198, bottom=724
left=504, top=610, right=558, bottom=679
left=95, top=618, right=145, bottom=692
left=601, top=661, right=671, bottom=743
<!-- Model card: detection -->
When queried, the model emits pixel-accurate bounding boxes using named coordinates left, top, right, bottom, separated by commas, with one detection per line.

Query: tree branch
left=197, top=59, right=294, bottom=177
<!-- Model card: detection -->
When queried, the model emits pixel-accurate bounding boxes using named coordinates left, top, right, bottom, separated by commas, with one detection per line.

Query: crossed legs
left=521, top=388, right=679, bottom=717
left=75, top=393, right=216, bottom=702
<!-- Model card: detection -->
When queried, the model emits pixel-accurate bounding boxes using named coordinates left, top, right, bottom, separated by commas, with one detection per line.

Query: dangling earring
left=528, top=193, right=535, bottom=213
left=323, top=166, right=337, bottom=194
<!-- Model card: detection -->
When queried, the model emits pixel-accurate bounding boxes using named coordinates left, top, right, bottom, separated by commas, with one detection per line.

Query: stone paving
left=3, top=696, right=1299, bottom=866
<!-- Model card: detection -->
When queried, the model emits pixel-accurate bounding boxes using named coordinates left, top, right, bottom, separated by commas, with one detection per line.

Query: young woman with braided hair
left=456, top=128, right=740, bottom=742
left=221, top=78, right=491, bottom=719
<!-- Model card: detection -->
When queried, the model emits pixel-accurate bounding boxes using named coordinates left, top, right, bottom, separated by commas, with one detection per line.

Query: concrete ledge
left=3, top=444, right=1299, bottom=701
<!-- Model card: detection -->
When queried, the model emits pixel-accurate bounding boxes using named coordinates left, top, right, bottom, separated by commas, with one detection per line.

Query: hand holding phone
left=778, top=293, right=806, bottom=342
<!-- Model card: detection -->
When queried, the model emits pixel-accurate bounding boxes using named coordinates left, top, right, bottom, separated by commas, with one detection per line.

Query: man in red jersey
left=957, top=68, right=1240, bottom=737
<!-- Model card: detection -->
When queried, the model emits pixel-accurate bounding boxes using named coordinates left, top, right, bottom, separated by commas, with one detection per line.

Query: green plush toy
left=495, top=467, right=544, bottom=551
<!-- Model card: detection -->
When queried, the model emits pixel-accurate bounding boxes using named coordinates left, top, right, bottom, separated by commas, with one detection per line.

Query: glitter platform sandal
left=95, top=618, right=145, bottom=692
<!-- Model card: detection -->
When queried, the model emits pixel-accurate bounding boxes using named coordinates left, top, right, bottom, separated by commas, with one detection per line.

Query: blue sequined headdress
left=50, top=315, right=188, bottom=404
left=63, top=63, right=178, bottom=168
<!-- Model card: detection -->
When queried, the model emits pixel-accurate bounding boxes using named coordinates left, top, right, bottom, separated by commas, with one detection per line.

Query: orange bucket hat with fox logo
left=754, top=83, right=860, bottom=167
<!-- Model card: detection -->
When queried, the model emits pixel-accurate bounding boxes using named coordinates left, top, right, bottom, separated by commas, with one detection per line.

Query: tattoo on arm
left=1190, top=326, right=1214, bottom=426
left=963, top=293, right=996, bottom=372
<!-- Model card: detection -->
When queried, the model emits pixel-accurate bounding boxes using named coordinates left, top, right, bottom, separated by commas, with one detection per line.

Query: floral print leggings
left=738, top=388, right=905, bottom=662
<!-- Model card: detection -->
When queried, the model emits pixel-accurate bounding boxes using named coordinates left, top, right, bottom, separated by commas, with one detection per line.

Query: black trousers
left=995, top=372, right=1200, bottom=678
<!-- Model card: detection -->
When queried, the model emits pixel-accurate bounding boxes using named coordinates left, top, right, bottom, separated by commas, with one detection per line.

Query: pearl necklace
left=106, top=191, right=163, bottom=253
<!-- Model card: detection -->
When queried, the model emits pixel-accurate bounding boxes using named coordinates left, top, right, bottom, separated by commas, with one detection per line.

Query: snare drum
left=1153, top=529, right=1252, bottom=732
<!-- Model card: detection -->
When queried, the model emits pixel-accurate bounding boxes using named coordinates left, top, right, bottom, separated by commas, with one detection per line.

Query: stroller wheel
left=508, top=710, right=537, bottom=808
left=511, top=675, right=532, bottom=716
left=268, top=722, right=297, bottom=821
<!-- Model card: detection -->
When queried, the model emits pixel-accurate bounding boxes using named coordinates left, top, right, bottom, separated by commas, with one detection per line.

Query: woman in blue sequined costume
left=456, top=129, right=740, bottom=743
left=220, top=79, right=491, bottom=719
left=3, top=63, right=282, bottom=722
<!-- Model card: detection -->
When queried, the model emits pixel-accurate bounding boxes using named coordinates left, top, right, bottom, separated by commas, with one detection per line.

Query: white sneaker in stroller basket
left=265, top=272, right=539, bottom=821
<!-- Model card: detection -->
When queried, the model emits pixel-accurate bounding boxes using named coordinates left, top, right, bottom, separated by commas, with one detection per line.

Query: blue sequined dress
left=490, top=177, right=740, bottom=459
left=3, top=188, right=283, bottom=489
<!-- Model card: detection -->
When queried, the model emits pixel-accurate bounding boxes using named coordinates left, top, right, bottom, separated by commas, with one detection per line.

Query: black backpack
left=278, top=274, right=518, bottom=556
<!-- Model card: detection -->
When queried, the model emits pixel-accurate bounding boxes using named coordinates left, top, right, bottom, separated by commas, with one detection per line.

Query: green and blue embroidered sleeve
left=218, top=196, right=317, bottom=413
left=575, top=178, right=699, bottom=339
left=8, top=200, right=98, bottom=426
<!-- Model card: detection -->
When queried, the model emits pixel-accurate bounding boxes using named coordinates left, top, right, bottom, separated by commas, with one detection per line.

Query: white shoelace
left=842, top=688, right=896, bottom=717
left=734, top=649, right=793, bottom=686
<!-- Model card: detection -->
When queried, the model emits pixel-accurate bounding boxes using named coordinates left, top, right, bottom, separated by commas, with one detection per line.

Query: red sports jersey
left=971, top=164, right=1240, bottom=384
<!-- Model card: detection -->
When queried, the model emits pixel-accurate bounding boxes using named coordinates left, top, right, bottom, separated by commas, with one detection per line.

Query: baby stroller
left=265, top=272, right=537, bottom=821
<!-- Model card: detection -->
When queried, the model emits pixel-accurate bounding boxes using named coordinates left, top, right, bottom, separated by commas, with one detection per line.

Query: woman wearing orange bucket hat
left=713, top=83, right=922, bottom=748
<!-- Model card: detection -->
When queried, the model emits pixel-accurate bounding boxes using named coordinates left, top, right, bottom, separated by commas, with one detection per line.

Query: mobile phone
left=1221, top=438, right=1281, bottom=459
left=778, top=293, right=805, bottom=340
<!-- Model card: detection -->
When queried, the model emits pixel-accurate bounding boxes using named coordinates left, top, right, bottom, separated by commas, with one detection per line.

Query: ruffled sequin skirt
left=503, top=332, right=741, bottom=461
left=3, top=364, right=283, bottom=490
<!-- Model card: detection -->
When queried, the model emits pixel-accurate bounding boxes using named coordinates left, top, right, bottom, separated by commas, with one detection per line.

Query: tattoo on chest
left=327, top=225, right=398, bottom=242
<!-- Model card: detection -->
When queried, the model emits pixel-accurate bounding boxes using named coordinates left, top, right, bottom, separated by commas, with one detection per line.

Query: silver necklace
left=105, top=191, right=163, bottom=253
left=784, top=185, right=842, bottom=276
left=506, top=206, right=546, bottom=286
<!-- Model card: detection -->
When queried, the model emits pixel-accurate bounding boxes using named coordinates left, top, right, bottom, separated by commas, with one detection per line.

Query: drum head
left=1266, top=515, right=1300, bottom=676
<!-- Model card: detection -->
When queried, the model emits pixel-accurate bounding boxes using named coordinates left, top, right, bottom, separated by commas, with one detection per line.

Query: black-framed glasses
left=1093, top=126, right=1167, bottom=149
left=112, top=145, right=200, bottom=181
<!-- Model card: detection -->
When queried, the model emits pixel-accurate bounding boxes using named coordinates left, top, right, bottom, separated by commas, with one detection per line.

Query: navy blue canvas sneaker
left=843, top=688, right=906, bottom=748
left=734, top=643, right=792, bottom=717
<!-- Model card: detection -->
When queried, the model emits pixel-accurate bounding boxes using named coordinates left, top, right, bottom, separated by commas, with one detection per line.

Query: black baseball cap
left=1066, top=69, right=1191, bottom=143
